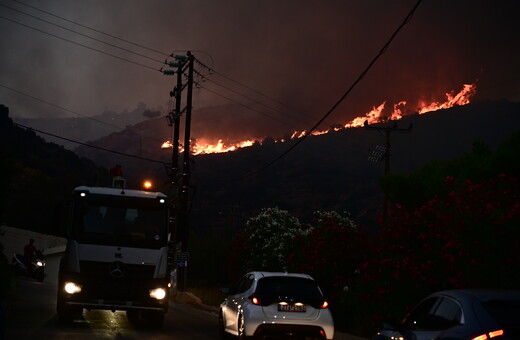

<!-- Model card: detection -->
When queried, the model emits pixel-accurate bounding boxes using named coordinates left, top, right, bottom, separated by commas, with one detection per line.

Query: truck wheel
left=143, top=310, right=164, bottom=328
left=127, top=310, right=140, bottom=324
left=57, top=298, right=82, bottom=322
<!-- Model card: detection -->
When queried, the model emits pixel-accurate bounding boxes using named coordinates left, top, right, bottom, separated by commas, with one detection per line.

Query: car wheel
left=218, top=312, right=229, bottom=339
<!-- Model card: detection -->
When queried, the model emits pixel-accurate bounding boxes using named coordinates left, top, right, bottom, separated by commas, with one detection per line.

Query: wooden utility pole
left=163, top=52, right=194, bottom=291
left=365, top=120, right=412, bottom=224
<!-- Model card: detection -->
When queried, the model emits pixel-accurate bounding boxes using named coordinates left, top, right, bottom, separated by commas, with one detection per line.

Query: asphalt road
left=3, top=255, right=219, bottom=340
left=2, top=253, right=364, bottom=340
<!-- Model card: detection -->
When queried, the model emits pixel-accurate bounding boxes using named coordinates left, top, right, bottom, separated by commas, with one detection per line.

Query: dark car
left=374, top=289, right=520, bottom=340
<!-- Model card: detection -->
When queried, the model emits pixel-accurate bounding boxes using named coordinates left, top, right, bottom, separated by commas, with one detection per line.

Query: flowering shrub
left=287, top=211, right=362, bottom=297
left=231, top=207, right=305, bottom=273
left=355, top=174, right=520, bottom=332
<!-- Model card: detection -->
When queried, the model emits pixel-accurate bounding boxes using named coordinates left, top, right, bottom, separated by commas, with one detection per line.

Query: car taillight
left=320, top=300, right=329, bottom=309
left=250, top=296, right=260, bottom=305
left=471, top=329, right=504, bottom=340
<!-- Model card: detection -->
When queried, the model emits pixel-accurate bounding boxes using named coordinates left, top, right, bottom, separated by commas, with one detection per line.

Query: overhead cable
left=196, top=59, right=317, bottom=122
left=0, top=15, right=160, bottom=72
left=0, top=3, right=164, bottom=64
left=10, top=0, right=171, bottom=57
left=13, top=122, right=166, bottom=165
left=237, top=0, right=424, bottom=179
left=194, top=70, right=313, bottom=127
left=0, top=83, right=166, bottom=145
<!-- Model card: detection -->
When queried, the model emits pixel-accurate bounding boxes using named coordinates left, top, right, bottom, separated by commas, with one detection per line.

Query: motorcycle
left=11, top=250, right=46, bottom=282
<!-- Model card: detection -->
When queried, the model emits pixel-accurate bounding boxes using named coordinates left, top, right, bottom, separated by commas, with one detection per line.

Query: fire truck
left=57, top=183, right=173, bottom=327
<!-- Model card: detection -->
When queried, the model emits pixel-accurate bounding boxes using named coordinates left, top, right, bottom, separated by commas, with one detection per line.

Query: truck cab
left=57, top=185, right=172, bottom=327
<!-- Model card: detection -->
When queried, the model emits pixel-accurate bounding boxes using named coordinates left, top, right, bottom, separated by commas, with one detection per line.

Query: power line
left=0, top=83, right=167, bottom=145
left=1, top=83, right=125, bottom=130
left=1, top=9, right=301, bottom=130
left=9, top=0, right=216, bottom=69
left=4, top=0, right=316, bottom=131
left=0, top=3, right=165, bottom=65
left=0, top=14, right=160, bottom=72
left=238, top=0, right=424, bottom=179
left=13, top=121, right=166, bottom=165
left=194, top=69, right=314, bottom=127
left=195, top=83, right=294, bottom=127
left=196, top=58, right=317, bottom=122
left=9, top=0, right=171, bottom=57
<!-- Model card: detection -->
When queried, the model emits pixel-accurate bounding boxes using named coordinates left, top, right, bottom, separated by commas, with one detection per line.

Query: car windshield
left=72, top=194, right=168, bottom=249
left=255, top=276, right=324, bottom=301
left=483, top=299, right=520, bottom=333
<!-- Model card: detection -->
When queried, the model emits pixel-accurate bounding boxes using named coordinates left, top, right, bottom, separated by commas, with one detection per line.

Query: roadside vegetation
left=188, top=129, right=520, bottom=337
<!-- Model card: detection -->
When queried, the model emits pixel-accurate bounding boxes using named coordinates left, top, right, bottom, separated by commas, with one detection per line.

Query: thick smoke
left=0, top=0, right=518, bottom=144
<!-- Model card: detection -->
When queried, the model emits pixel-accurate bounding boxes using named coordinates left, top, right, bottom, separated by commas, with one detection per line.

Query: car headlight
left=64, top=281, right=82, bottom=294
left=149, top=288, right=167, bottom=300
left=36, top=260, right=44, bottom=267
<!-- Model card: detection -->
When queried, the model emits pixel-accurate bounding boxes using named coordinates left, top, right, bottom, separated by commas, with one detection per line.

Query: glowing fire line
left=161, top=83, right=477, bottom=155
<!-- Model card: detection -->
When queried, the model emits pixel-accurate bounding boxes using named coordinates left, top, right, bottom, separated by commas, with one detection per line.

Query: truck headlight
left=149, top=288, right=166, bottom=300
left=64, top=281, right=82, bottom=294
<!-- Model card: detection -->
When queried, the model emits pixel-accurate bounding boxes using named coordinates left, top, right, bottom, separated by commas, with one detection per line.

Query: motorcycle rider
left=23, top=239, right=37, bottom=267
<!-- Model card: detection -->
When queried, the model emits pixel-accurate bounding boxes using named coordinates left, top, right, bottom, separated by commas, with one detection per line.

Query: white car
left=219, top=271, right=334, bottom=339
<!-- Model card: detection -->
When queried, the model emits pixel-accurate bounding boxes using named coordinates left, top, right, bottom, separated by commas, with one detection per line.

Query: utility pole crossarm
left=364, top=120, right=412, bottom=224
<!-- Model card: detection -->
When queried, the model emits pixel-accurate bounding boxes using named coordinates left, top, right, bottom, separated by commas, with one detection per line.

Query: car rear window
left=483, top=300, right=520, bottom=334
left=255, top=276, right=324, bottom=300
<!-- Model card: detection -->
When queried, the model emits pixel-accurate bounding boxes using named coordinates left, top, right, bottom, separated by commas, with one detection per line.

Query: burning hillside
left=163, top=83, right=477, bottom=155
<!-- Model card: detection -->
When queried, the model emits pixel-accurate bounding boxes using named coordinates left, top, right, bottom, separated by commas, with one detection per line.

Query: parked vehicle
left=219, top=271, right=334, bottom=339
left=56, top=185, right=173, bottom=327
left=11, top=250, right=46, bottom=282
left=373, top=289, right=520, bottom=340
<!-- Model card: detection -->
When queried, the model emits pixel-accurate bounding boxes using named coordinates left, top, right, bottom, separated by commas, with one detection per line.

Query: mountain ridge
left=74, top=100, right=520, bottom=232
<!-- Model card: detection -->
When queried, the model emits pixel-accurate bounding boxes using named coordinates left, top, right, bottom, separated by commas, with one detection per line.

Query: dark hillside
left=72, top=100, right=520, bottom=232
left=188, top=100, right=520, bottom=233
left=0, top=105, right=110, bottom=234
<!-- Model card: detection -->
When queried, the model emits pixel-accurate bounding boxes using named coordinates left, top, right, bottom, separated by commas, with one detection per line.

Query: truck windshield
left=72, top=194, right=168, bottom=249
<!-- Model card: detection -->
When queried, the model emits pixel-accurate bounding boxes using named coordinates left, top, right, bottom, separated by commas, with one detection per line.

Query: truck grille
left=77, top=261, right=159, bottom=301
left=80, top=260, right=155, bottom=279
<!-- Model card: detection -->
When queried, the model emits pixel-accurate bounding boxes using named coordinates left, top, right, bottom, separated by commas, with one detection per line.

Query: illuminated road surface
left=4, top=254, right=219, bottom=339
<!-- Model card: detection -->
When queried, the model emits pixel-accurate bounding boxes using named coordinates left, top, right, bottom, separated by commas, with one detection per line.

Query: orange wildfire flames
left=161, top=83, right=477, bottom=155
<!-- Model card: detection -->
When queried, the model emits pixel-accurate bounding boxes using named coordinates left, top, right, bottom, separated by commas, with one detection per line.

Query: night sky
left=1, top=0, right=519, bottom=145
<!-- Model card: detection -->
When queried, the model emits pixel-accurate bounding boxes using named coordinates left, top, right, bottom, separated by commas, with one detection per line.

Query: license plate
left=278, top=303, right=306, bottom=312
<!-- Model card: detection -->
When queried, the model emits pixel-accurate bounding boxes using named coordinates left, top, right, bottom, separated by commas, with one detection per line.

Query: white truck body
left=57, top=186, right=172, bottom=326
